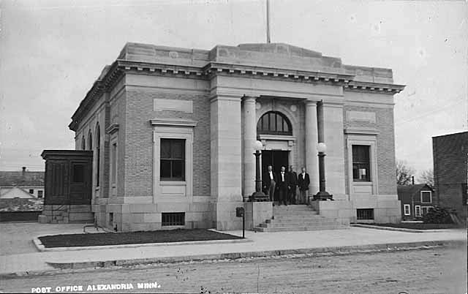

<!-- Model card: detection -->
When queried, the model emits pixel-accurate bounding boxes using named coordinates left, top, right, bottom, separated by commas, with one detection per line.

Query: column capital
left=242, top=95, right=258, bottom=102
left=304, top=99, right=318, bottom=106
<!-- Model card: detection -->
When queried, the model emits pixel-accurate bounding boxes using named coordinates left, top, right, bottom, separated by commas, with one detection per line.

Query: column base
left=313, top=191, right=334, bottom=201
left=249, top=191, right=270, bottom=202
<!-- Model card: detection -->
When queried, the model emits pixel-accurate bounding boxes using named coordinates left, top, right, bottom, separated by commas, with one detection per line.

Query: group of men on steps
left=263, top=165, right=310, bottom=206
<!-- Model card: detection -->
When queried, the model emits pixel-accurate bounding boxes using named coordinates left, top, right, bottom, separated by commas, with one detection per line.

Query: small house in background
left=0, top=167, right=44, bottom=199
left=0, top=167, right=45, bottom=222
left=397, top=184, right=435, bottom=220
left=433, top=131, right=468, bottom=221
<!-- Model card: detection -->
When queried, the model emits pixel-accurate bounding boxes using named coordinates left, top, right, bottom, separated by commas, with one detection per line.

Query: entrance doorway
left=262, top=150, right=289, bottom=201
left=262, top=150, right=289, bottom=175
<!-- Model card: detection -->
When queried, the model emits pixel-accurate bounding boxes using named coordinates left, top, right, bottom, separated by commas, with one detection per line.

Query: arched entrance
left=257, top=111, right=295, bottom=201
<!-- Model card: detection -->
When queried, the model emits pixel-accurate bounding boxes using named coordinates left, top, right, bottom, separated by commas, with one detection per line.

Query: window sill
left=352, top=181, right=372, bottom=185
left=160, top=181, right=186, bottom=186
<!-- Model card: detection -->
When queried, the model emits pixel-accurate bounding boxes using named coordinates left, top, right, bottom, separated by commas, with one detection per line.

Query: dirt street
left=1, top=246, right=466, bottom=294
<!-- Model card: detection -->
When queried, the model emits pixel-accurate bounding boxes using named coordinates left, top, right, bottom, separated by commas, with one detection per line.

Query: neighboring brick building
left=67, top=42, right=404, bottom=231
left=433, top=131, right=468, bottom=221
left=397, top=184, right=434, bottom=221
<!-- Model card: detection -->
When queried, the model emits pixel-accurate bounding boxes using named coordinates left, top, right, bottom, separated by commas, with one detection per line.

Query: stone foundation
left=40, top=205, right=94, bottom=224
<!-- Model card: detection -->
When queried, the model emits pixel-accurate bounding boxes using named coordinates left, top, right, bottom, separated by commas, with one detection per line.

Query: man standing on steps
left=263, top=165, right=277, bottom=203
left=278, top=166, right=288, bottom=206
left=298, top=167, right=310, bottom=205
left=288, top=165, right=298, bottom=204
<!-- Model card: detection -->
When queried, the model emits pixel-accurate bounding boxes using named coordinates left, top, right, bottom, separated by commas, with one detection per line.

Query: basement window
left=162, top=212, right=185, bottom=226
left=357, top=208, right=374, bottom=220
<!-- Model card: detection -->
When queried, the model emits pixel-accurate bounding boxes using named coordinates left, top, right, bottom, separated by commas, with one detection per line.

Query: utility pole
left=266, top=0, right=271, bottom=43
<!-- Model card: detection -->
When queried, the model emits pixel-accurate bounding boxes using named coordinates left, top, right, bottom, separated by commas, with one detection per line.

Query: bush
left=422, top=206, right=454, bottom=224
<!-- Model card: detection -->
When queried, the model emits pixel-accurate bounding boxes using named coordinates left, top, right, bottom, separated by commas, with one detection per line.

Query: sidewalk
left=0, top=222, right=466, bottom=277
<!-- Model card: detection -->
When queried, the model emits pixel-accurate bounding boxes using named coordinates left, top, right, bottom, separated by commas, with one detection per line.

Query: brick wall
left=124, top=84, right=211, bottom=197
left=433, top=132, right=468, bottom=219
left=343, top=105, right=397, bottom=196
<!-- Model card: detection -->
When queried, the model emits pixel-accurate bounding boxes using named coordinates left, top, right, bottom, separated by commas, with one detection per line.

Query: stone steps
left=253, top=205, right=348, bottom=232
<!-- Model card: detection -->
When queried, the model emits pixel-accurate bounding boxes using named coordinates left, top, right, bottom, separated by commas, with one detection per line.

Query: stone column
left=320, top=101, right=346, bottom=200
left=242, top=96, right=257, bottom=201
left=305, top=100, right=319, bottom=196
left=210, top=95, right=243, bottom=230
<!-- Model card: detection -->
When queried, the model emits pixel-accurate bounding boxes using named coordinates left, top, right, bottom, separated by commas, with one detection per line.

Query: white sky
left=0, top=0, right=467, bottom=179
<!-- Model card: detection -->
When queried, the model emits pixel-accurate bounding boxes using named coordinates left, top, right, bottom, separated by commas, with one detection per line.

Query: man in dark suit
left=278, top=166, right=288, bottom=206
left=288, top=165, right=298, bottom=205
left=298, top=167, right=310, bottom=204
left=263, top=165, right=277, bottom=202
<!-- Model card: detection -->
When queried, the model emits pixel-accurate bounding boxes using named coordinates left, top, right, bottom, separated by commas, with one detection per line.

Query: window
left=38, top=190, right=43, bottom=198
left=162, top=212, right=185, bottom=226
left=29, top=189, right=34, bottom=194
left=357, top=208, right=374, bottom=220
left=352, top=145, right=370, bottom=181
left=111, top=143, right=117, bottom=184
left=160, top=139, right=185, bottom=181
left=81, top=136, right=86, bottom=150
left=421, top=206, right=432, bottom=216
left=421, top=191, right=432, bottom=203
left=88, top=131, right=93, bottom=150
left=404, top=204, right=410, bottom=216
left=415, top=205, right=421, bottom=217
left=96, top=123, right=101, bottom=187
left=257, top=111, right=292, bottom=135
left=73, top=164, right=85, bottom=183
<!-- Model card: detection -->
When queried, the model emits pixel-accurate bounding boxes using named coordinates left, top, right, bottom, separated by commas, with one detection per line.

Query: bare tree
left=396, top=160, right=415, bottom=185
left=418, top=168, right=434, bottom=187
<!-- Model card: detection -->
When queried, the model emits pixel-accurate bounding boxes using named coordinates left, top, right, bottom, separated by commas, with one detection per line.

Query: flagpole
left=266, top=0, right=271, bottom=43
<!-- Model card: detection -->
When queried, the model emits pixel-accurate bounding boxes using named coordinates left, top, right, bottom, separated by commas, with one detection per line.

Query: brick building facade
left=433, top=131, right=468, bottom=220
left=69, top=43, right=405, bottom=231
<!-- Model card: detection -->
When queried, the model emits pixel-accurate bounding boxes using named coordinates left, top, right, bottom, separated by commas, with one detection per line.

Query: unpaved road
left=1, top=246, right=466, bottom=293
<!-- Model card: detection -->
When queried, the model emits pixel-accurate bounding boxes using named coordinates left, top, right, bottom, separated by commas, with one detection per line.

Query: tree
left=396, top=160, right=416, bottom=185
left=418, top=168, right=434, bottom=188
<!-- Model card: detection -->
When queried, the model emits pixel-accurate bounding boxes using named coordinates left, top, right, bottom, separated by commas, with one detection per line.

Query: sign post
left=236, top=207, right=245, bottom=238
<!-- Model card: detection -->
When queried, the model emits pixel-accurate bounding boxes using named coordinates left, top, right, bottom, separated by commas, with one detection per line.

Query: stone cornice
left=344, top=81, right=405, bottom=94
left=70, top=57, right=405, bottom=131
left=203, top=62, right=354, bottom=86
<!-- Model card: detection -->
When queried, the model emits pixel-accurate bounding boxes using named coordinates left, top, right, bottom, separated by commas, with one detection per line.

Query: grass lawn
left=39, top=229, right=243, bottom=248
left=372, top=223, right=462, bottom=230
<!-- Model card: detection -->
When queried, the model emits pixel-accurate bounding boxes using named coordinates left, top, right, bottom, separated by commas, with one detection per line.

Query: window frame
left=420, top=191, right=432, bottom=203
left=346, top=133, right=378, bottom=198
left=421, top=206, right=432, bottom=216
left=403, top=204, right=411, bottom=216
left=151, top=118, right=196, bottom=200
left=414, top=205, right=421, bottom=217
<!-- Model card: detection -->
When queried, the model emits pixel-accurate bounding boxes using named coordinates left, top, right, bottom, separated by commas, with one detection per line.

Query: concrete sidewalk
left=0, top=223, right=466, bottom=277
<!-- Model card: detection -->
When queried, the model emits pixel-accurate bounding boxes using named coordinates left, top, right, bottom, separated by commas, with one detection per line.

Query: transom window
left=257, top=111, right=292, bottom=135
left=160, top=139, right=185, bottom=181
left=352, top=145, right=371, bottom=181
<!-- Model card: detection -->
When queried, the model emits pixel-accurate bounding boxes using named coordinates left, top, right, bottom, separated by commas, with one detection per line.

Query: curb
left=33, top=237, right=252, bottom=252
left=351, top=224, right=462, bottom=233
left=0, top=239, right=457, bottom=278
